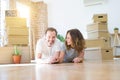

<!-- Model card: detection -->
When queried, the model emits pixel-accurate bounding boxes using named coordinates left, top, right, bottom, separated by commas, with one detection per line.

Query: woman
left=62, top=29, right=85, bottom=63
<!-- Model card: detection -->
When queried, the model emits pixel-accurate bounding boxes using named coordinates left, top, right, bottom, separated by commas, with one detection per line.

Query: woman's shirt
left=61, top=44, right=79, bottom=62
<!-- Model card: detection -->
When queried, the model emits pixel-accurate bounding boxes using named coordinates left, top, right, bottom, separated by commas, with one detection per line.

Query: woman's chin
left=67, top=43, right=71, bottom=45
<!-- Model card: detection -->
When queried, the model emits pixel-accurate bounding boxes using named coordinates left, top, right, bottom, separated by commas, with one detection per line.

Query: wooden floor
left=0, top=60, right=120, bottom=80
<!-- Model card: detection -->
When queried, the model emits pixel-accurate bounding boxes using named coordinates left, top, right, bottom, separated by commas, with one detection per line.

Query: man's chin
left=48, top=43, right=53, bottom=47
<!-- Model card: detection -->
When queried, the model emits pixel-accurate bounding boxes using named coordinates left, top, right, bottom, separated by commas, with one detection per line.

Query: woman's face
left=66, top=32, right=73, bottom=46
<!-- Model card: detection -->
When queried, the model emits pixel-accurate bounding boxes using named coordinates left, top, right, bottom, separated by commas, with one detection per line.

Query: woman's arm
left=78, top=50, right=84, bottom=59
left=73, top=50, right=84, bottom=63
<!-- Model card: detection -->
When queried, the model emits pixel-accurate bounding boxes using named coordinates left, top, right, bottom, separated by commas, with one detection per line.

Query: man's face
left=45, top=31, right=56, bottom=47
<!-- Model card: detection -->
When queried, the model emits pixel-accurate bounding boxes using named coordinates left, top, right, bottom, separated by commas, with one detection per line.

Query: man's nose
left=49, top=38, right=53, bottom=41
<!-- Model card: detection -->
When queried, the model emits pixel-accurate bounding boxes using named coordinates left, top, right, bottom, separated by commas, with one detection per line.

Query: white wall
left=46, top=0, right=120, bottom=39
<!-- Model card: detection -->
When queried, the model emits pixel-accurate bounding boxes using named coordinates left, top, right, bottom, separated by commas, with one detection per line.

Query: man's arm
left=50, top=50, right=65, bottom=64
left=59, top=51, right=65, bottom=63
left=50, top=51, right=60, bottom=64
left=36, top=53, right=51, bottom=64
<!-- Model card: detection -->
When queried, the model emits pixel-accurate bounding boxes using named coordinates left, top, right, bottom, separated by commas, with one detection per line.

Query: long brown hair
left=65, top=29, right=85, bottom=53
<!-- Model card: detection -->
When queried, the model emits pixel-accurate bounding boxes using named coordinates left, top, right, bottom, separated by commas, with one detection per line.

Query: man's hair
left=45, top=27, right=57, bottom=36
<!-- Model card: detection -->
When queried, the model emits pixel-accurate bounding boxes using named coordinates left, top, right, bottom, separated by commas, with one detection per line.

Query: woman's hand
left=73, top=57, right=83, bottom=63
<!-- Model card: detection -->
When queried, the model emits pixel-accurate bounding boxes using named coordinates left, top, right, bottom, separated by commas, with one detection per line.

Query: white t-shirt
left=35, top=36, right=62, bottom=63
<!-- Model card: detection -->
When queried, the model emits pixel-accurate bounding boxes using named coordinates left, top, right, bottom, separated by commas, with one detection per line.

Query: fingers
left=50, top=57, right=60, bottom=64
left=73, top=57, right=83, bottom=63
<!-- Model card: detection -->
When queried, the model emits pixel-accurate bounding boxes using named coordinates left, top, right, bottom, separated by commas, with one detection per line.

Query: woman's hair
left=65, top=29, right=85, bottom=53
left=45, top=27, right=57, bottom=36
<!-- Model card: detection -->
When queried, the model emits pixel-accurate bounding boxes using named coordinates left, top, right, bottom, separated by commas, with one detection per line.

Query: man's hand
left=49, top=57, right=60, bottom=64
left=37, top=53, right=42, bottom=59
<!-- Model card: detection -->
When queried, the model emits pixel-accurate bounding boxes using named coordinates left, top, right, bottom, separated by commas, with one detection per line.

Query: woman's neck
left=71, top=44, right=75, bottom=48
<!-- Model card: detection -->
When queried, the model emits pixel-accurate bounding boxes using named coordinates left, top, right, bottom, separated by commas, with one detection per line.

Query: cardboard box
left=113, top=46, right=120, bottom=56
left=7, top=27, right=29, bottom=36
left=87, top=23, right=108, bottom=32
left=85, top=38, right=111, bottom=48
left=7, top=36, right=29, bottom=45
left=84, top=47, right=113, bottom=61
left=87, top=30, right=110, bottom=39
left=93, top=14, right=107, bottom=23
left=0, top=46, right=30, bottom=64
left=5, top=10, right=18, bottom=17
left=5, top=17, right=27, bottom=27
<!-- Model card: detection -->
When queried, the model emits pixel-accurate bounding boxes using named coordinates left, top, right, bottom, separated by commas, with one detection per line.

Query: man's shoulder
left=55, top=39, right=63, bottom=45
left=56, top=39, right=61, bottom=42
left=37, top=37, right=45, bottom=44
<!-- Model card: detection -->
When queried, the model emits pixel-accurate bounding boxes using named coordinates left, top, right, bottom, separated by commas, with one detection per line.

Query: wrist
left=77, top=57, right=84, bottom=63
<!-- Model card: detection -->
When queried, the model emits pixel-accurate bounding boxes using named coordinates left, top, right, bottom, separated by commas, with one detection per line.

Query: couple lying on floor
left=35, top=27, right=85, bottom=64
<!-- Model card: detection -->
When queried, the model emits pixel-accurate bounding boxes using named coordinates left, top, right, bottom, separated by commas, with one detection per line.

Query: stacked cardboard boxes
left=5, top=17, right=29, bottom=45
left=85, top=14, right=113, bottom=61
left=0, top=10, right=31, bottom=64
left=87, top=14, right=110, bottom=39
left=87, top=23, right=109, bottom=39
left=85, top=47, right=113, bottom=61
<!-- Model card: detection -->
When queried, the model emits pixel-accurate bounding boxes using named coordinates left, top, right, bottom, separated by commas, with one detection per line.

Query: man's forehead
left=46, top=31, right=56, bottom=34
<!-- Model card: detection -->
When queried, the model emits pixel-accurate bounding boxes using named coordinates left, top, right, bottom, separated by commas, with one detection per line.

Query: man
left=35, top=27, right=64, bottom=64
